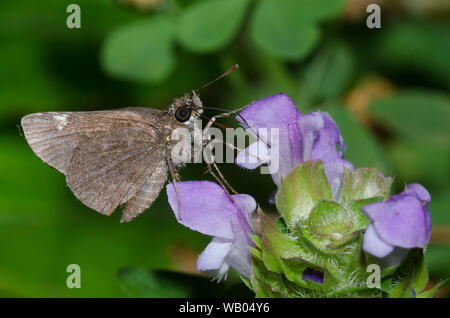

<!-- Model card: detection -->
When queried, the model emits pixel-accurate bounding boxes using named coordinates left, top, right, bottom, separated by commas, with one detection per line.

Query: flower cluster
left=165, top=93, right=435, bottom=298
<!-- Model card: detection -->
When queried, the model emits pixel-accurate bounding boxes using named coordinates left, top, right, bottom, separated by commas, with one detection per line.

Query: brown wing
left=121, top=159, right=168, bottom=222
left=21, top=109, right=168, bottom=222
left=20, top=109, right=162, bottom=174
left=65, top=126, right=167, bottom=221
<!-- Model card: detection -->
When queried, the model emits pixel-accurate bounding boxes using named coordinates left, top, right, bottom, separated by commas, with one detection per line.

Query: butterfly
left=21, top=65, right=240, bottom=222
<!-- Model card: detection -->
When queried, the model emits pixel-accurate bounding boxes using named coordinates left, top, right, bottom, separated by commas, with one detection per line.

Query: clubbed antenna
left=196, top=64, right=239, bottom=91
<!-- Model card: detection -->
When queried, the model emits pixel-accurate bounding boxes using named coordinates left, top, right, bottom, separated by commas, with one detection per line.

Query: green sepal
left=389, top=249, right=429, bottom=298
left=339, top=168, right=393, bottom=203
left=276, top=160, right=332, bottom=228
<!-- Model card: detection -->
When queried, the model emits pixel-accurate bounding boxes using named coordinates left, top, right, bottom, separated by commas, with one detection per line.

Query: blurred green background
left=0, top=0, right=449, bottom=297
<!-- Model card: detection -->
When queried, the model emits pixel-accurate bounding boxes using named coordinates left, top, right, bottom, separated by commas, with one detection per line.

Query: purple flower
left=166, top=181, right=256, bottom=279
left=235, top=93, right=352, bottom=199
left=362, top=183, right=432, bottom=258
left=302, top=268, right=324, bottom=284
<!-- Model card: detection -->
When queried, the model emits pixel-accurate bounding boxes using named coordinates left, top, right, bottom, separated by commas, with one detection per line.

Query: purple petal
left=166, top=181, right=236, bottom=239
left=297, top=112, right=324, bottom=161
left=404, top=183, right=431, bottom=204
left=310, top=112, right=346, bottom=163
left=224, top=239, right=253, bottom=278
left=324, top=159, right=354, bottom=201
left=237, top=93, right=302, bottom=186
left=362, top=194, right=429, bottom=249
left=302, top=268, right=324, bottom=284
left=236, top=94, right=351, bottom=193
left=196, top=237, right=232, bottom=272
left=238, top=93, right=300, bottom=131
left=363, top=224, right=394, bottom=258
left=299, top=112, right=353, bottom=200
left=235, top=140, right=270, bottom=169
left=231, top=194, right=257, bottom=226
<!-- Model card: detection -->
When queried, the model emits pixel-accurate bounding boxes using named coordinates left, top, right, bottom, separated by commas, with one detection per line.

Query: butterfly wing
left=20, top=109, right=161, bottom=174
left=21, top=109, right=168, bottom=222
left=121, top=159, right=168, bottom=222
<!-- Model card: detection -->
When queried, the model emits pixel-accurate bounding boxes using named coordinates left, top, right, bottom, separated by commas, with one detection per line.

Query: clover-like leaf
left=176, top=0, right=251, bottom=53
left=250, top=0, right=346, bottom=60
left=101, top=15, right=175, bottom=83
left=370, top=90, right=450, bottom=148
left=250, top=0, right=320, bottom=60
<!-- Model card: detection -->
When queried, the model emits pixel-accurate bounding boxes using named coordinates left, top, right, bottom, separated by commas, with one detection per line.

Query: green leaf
left=101, top=15, right=175, bottom=83
left=176, top=0, right=250, bottom=53
left=276, top=161, right=332, bottom=227
left=387, top=141, right=450, bottom=190
left=250, top=0, right=320, bottom=60
left=417, top=281, right=445, bottom=298
left=118, top=267, right=252, bottom=297
left=299, top=41, right=356, bottom=106
left=429, top=190, right=450, bottom=225
left=376, top=21, right=450, bottom=88
left=258, top=210, right=303, bottom=259
left=370, top=90, right=450, bottom=148
left=339, top=167, right=393, bottom=203
left=389, top=250, right=429, bottom=298
left=293, top=0, right=347, bottom=22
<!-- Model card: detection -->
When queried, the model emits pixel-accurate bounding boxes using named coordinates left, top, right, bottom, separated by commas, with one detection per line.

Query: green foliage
left=370, top=90, right=450, bottom=148
left=329, top=106, right=392, bottom=174
left=299, top=42, right=357, bottom=107
left=389, top=250, right=430, bottom=298
left=102, top=16, right=175, bottom=82
left=376, top=20, right=450, bottom=88
left=118, top=267, right=252, bottom=297
left=176, top=0, right=251, bottom=53
left=250, top=0, right=346, bottom=60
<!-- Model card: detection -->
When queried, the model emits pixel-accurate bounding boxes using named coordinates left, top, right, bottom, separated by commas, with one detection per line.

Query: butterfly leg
left=166, top=157, right=182, bottom=220
left=203, top=106, right=247, bottom=133
left=201, top=134, right=238, bottom=196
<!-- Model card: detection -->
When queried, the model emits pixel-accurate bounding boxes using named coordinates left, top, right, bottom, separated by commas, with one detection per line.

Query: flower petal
left=404, top=183, right=431, bottom=204
left=298, top=112, right=324, bottom=161
left=196, top=237, right=232, bottom=272
left=237, top=93, right=302, bottom=186
left=224, top=240, right=252, bottom=278
left=166, top=181, right=236, bottom=239
left=231, top=194, right=257, bottom=226
left=235, top=139, right=270, bottom=169
left=310, top=112, right=346, bottom=163
left=302, top=268, right=324, bottom=284
left=362, top=195, right=429, bottom=249
left=324, top=159, right=354, bottom=201
left=363, top=224, right=394, bottom=258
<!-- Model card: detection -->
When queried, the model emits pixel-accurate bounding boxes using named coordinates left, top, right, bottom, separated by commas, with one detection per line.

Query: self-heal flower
left=166, top=181, right=256, bottom=279
left=362, top=183, right=432, bottom=258
left=235, top=93, right=352, bottom=199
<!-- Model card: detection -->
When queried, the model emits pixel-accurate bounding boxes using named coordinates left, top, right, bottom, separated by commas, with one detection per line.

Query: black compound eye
left=175, top=107, right=192, bottom=122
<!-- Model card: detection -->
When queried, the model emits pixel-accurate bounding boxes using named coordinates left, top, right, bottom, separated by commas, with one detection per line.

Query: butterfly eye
left=175, top=107, right=192, bottom=122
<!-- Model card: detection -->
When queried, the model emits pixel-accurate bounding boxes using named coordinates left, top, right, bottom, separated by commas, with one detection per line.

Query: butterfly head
left=170, top=91, right=203, bottom=125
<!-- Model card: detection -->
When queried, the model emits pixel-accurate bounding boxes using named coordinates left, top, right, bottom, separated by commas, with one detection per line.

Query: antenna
left=196, top=64, right=239, bottom=91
